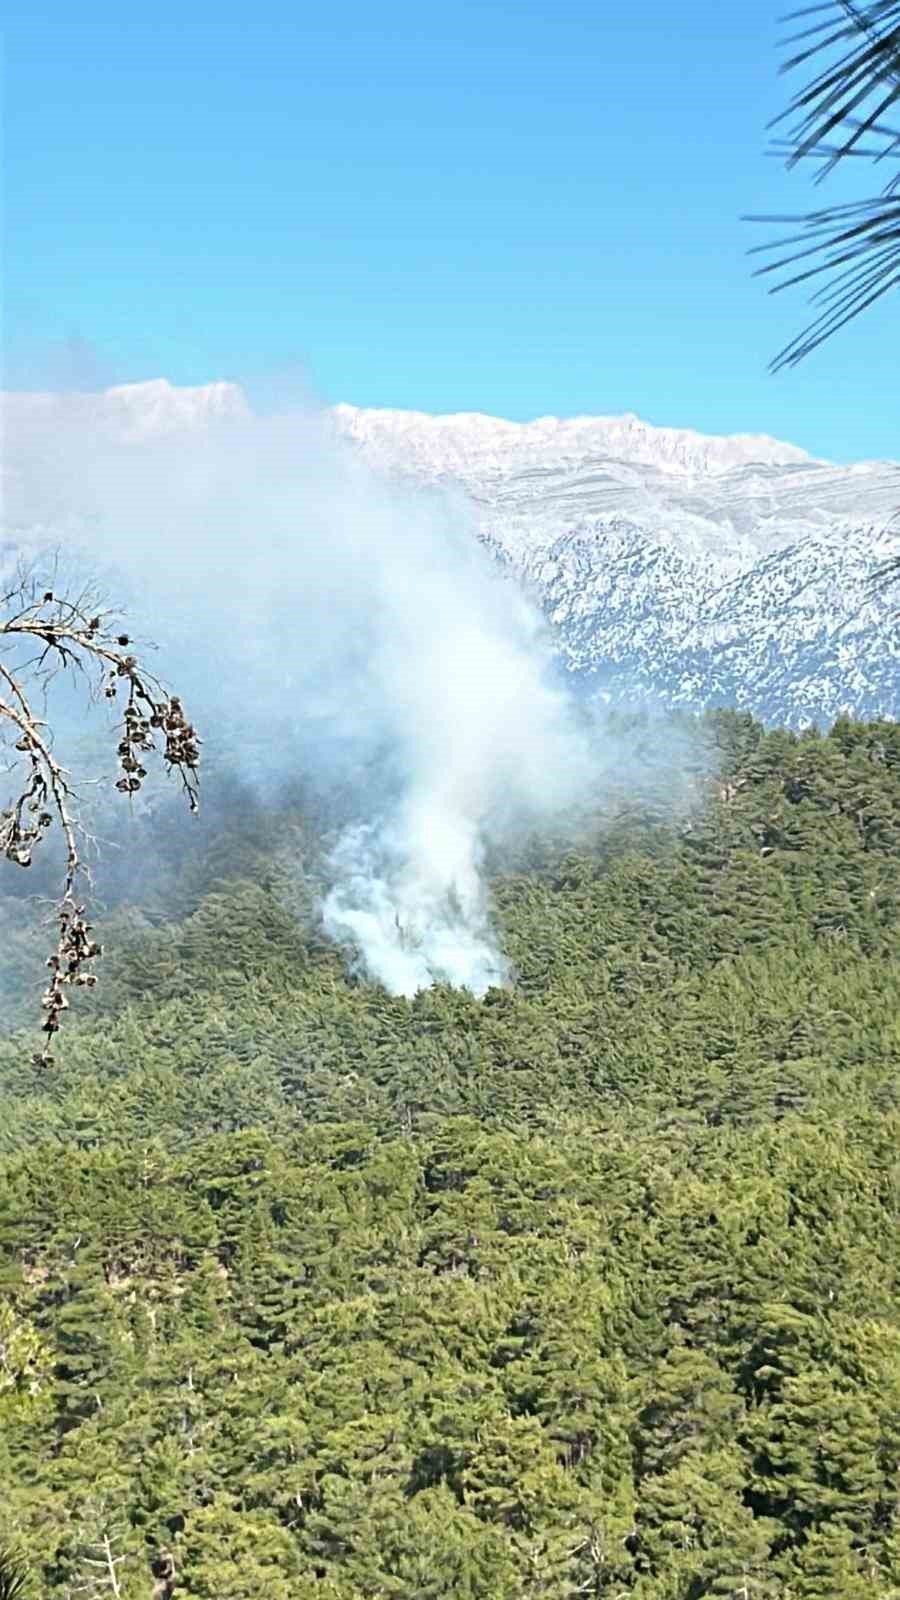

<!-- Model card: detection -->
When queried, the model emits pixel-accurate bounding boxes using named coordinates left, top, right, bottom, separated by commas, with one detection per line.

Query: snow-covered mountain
left=4, top=381, right=898, bottom=727
left=332, top=403, right=900, bottom=727
left=5, top=378, right=250, bottom=438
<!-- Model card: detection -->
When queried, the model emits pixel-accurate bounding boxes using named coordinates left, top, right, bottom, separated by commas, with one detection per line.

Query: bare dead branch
left=1, top=575, right=200, bottom=1065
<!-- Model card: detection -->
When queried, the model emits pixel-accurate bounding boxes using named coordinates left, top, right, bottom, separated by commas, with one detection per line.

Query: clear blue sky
left=3, top=0, right=896, bottom=460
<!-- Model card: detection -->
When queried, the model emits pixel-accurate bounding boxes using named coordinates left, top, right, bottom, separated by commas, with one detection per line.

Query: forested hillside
left=1, top=710, right=899, bottom=1599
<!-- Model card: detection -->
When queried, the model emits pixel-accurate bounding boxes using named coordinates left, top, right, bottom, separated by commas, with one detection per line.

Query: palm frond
left=748, top=190, right=900, bottom=367
left=0, top=1549, right=30, bottom=1600
left=748, top=2, right=900, bottom=367
left=773, top=1, right=900, bottom=171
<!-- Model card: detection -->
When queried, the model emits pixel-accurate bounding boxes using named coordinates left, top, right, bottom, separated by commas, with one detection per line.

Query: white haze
left=2, top=382, right=696, bottom=996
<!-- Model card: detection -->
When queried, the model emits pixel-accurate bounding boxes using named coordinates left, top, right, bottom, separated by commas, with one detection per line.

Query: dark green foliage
left=1, top=711, right=899, bottom=1597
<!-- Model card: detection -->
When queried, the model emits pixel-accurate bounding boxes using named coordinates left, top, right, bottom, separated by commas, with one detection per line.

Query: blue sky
left=4, top=0, right=896, bottom=460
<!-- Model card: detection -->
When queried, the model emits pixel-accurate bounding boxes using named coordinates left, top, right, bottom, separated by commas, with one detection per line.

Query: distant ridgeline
left=334, top=401, right=900, bottom=730
left=1, top=709, right=899, bottom=1598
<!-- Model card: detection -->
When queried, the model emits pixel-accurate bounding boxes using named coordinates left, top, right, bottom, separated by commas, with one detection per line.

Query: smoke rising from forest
left=2, top=382, right=698, bottom=995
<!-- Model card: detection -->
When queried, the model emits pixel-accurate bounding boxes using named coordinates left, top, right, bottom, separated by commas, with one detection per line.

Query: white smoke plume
left=1, top=380, right=686, bottom=996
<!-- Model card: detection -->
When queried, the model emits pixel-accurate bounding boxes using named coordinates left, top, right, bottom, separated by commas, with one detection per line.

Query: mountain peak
left=3, top=380, right=897, bottom=726
left=3, top=378, right=250, bottom=439
left=331, top=399, right=899, bottom=728
left=332, top=402, right=817, bottom=480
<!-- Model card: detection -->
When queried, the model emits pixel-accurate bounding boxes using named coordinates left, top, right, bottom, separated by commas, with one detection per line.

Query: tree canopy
left=1, top=709, right=899, bottom=1597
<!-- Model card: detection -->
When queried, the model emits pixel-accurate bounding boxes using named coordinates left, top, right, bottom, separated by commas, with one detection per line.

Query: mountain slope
left=333, top=403, right=900, bottom=726
left=3, top=382, right=898, bottom=726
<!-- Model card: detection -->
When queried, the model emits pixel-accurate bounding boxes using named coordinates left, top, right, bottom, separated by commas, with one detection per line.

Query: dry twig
left=1, top=569, right=200, bottom=1064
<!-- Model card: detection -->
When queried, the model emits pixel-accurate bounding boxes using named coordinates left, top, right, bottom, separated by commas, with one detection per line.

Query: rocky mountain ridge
left=4, top=381, right=898, bottom=725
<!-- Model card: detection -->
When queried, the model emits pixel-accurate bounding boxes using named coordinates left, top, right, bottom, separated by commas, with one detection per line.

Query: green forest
left=1, top=709, right=898, bottom=1599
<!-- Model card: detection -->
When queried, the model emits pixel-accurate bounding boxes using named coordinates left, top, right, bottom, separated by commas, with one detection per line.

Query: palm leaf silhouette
left=749, top=2, right=900, bottom=368
left=0, top=1550, right=29, bottom=1600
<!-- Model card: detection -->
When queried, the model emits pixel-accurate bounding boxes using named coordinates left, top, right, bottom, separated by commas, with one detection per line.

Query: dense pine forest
left=1, top=709, right=898, bottom=1598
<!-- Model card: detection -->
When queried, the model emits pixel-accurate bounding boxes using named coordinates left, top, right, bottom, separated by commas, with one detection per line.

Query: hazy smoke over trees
left=2, top=381, right=698, bottom=994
